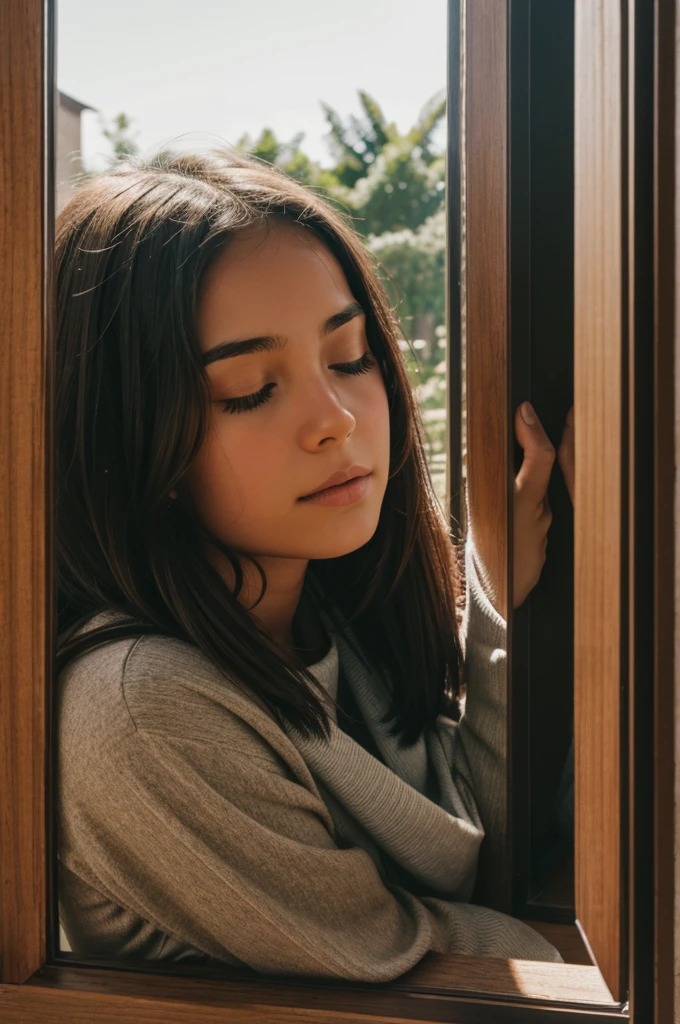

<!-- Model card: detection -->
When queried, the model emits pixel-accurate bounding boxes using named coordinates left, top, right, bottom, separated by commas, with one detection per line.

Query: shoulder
left=57, top=612, right=308, bottom=783
left=123, top=633, right=291, bottom=758
left=460, top=536, right=507, bottom=662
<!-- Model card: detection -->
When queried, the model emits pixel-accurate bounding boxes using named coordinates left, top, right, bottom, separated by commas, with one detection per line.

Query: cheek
left=364, top=377, right=391, bottom=457
left=185, top=377, right=390, bottom=542
left=183, top=420, right=283, bottom=530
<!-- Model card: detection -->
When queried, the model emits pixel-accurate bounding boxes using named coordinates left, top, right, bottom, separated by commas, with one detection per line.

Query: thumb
left=514, top=401, right=556, bottom=504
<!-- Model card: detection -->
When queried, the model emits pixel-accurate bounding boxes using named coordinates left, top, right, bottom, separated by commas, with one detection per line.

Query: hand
left=513, top=402, right=556, bottom=609
left=557, top=405, right=574, bottom=507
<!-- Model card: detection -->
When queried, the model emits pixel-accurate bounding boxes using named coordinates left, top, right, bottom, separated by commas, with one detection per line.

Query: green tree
left=100, top=112, right=140, bottom=164
left=322, top=88, right=445, bottom=184
left=315, top=91, right=447, bottom=235
left=332, top=141, right=445, bottom=236
left=235, top=90, right=447, bottom=238
left=321, top=91, right=398, bottom=187
left=404, top=90, right=448, bottom=165
left=367, top=207, right=446, bottom=350
left=235, top=127, right=338, bottom=189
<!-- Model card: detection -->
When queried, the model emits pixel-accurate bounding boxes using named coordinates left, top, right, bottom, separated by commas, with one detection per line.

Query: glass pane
left=52, top=0, right=564, bottom=976
left=54, top=0, right=449, bottom=966
left=55, top=0, right=448, bottom=504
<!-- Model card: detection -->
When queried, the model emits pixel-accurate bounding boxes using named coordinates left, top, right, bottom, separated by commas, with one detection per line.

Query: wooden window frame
left=0, top=0, right=673, bottom=1020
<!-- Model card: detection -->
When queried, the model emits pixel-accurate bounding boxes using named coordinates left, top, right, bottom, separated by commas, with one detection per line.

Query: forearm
left=454, top=535, right=508, bottom=895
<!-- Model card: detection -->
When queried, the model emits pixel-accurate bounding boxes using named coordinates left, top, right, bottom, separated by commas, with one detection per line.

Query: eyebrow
left=202, top=300, right=365, bottom=367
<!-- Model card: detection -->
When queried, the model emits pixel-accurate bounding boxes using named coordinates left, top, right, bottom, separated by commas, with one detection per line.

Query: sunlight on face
left=182, top=218, right=391, bottom=567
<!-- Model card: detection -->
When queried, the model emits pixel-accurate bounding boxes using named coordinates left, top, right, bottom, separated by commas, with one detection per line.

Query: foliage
left=234, top=127, right=338, bottom=190
left=234, top=89, right=447, bottom=239
left=367, top=207, right=446, bottom=340
left=321, top=89, right=445, bottom=187
left=336, top=145, right=446, bottom=238
left=320, top=91, right=397, bottom=187
left=100, top=112, right=140, bottom=163
left=399, top=326, right=450, bottom=510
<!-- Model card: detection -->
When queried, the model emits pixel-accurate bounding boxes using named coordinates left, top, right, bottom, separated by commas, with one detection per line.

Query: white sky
left=57, top=0, right=448, bottom=171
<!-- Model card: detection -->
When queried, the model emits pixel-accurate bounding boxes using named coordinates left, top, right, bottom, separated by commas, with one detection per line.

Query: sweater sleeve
left=438, top=534, right=509, bottom=905
left=60, top=694, right=560, bottom=981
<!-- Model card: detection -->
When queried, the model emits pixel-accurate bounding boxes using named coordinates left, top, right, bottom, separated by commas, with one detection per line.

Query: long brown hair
left=55, top=148, right=463, bottom=747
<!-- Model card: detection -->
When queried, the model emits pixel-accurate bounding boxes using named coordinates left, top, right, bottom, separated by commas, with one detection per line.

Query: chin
left=297, top=510, right=382, bottom=560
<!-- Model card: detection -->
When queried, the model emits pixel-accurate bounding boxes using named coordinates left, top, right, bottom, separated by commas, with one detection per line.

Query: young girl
left=55, top=149, right=574, bottom=981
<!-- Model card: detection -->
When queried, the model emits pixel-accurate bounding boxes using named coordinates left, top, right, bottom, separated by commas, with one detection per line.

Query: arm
left=59, top=682, right=559, bottom=980
left=458, top=534, right=509, bottom=883
left=60, top=719, right=439, bottom=981
left=433, top=534, right=508, bottom=906
left=449, top=400, right=567, bottom=895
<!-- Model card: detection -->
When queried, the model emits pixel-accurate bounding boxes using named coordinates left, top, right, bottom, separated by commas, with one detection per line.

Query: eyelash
left=219, top=351, right=378, bottom=414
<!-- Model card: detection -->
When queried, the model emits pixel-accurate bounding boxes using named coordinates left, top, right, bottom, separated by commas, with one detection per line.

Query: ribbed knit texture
left=56, top=538, right=561, bottom=980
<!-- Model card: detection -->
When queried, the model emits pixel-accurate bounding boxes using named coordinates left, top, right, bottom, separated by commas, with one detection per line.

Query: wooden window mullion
left=0, top=0, right=50, bottom=985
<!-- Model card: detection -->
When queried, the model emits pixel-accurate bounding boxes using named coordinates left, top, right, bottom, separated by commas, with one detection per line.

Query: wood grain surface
left=573, top=0, right=624, bottom=1003
left=463, top=0, right=511, bottom=917
left=0, top=0, right=49, bottom=986
left=464, top=0, right=510, bottom=626
left=651, top=2, right=677, bottom=1021
left=0, top=958, right=622, bottom=1024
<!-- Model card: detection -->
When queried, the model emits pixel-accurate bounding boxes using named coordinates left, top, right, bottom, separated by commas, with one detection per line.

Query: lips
left=299, top=465, right=371, bottom=499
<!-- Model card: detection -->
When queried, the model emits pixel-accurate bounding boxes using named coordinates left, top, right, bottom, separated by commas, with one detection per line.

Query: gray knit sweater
left=56, top=538, right=561, bottom=979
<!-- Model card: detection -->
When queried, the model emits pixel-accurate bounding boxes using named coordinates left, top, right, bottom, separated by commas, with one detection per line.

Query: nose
left=296, top=376, right=357, bottom=449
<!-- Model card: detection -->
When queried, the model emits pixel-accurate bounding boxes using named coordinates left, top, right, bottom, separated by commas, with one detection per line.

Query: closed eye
left=218, top=351, right=377, bottom=415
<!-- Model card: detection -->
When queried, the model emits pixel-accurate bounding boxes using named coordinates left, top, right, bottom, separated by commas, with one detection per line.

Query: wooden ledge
left=0, top=949, right=623, bottom=1024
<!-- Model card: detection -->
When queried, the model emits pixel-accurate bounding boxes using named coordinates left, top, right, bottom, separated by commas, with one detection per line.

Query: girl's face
left=181, top=219, right=391, bottom=570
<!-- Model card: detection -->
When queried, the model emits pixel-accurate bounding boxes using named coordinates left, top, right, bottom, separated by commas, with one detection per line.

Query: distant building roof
left=58, top=91, right=96, bottom=115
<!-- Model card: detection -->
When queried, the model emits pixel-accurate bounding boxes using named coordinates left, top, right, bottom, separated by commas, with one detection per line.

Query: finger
left=560, top=408, right=574, bottom=444
left=541, top=494, right=553, bottom=523
left=558, top=430, right=573, bottom=466
left=542, top=510, right=553, bottom=540
left=557, top=407, right=575, bottom=502
left=559, top=406, right=574, bottom=448
left=514, top=402, right=556, bottom=504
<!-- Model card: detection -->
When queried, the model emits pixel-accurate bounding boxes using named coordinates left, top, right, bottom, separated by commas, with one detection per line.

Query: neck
left=290, top=587, right=331, bottom=666
left=206, top=549, right=328, bottom=662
